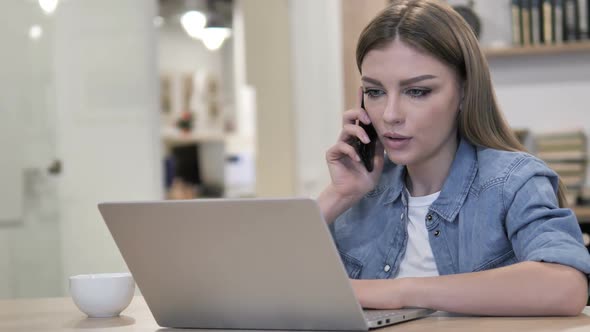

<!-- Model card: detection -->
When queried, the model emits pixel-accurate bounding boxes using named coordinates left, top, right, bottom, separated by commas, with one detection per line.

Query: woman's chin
left=385, top=151, right=414, bottom=166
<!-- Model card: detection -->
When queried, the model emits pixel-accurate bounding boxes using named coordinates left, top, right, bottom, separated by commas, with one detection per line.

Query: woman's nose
left=382, top=97, right=404, bottom=125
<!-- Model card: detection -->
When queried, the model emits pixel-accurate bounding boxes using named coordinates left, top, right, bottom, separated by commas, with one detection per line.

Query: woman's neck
left=405, top=135, right=459, bottom=197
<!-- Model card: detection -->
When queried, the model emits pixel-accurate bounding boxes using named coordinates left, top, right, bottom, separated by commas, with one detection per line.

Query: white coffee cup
left=69, top=273, right=135, bottom=318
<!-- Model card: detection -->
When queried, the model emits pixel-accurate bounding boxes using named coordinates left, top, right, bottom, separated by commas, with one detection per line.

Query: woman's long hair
left=355, top=0, right=567, bottom=207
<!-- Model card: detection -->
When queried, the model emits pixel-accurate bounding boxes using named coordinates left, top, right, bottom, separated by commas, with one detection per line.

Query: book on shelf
left=580, top=186, right=590, bottom=203
left=565, top=0, right=578, bottom=41
left=549, top=164, right=586, bottom=187
left=523, top=0, right=532, bottom=45
left=555, top=0, right=565, bottom=43
left=536, top=136, right=586, bottom=150
left=513, top=0, right=523, bottom=45
left=579, top=186, right=590, bottom=204
left=534, top=128, right=586, bottom=139
left=513, top=128, right=532, bottom=148
left=543, top=0, right=554, bottom=43
left=560, top=174, right=586, bottom=187
left=576, top=187, right=590, bottom=218
left=532, top=0, right=543, bottom=44
left=534, top=129, right=587, bottom=203
left=546, top=161, right=586, bottom=173
left=535, top=130, right=586, bottom=155
left=537, top=150, right=587, bottom=161
left=565, top=191, right=580, bottom=206
left=580, top=0, right=589, bottom=39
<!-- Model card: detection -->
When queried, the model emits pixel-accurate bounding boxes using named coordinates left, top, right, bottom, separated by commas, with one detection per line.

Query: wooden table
left=1, top=296, right=589, bottom=332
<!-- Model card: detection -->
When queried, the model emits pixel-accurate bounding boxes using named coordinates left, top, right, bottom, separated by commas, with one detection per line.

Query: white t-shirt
left=394, top=190, right=441, bottom=279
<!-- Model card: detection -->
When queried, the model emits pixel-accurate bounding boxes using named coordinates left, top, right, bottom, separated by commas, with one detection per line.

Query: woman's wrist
left=317, top=185, right=359, bottom=224
left=399, top=277, right=431, bottom=309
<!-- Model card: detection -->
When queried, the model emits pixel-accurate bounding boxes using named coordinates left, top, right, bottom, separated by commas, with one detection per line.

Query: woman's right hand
left=325, top=87, right=385, bottom=203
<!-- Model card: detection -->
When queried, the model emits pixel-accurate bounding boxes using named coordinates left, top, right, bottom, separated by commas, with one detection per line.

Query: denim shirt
left=329, top=138, right=590, bottom=281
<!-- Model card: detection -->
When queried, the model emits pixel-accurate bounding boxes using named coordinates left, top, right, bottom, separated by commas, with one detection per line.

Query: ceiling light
left=38, top=0, right=59, bottom=15
left=180, top=11, right=207, bottom=39
left=29, top=25, right=43, bottom=40
left=201, top=27, right=231, bottom=51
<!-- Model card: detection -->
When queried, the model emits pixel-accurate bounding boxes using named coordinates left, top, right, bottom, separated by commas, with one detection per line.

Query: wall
left=0, top=0, right=163, bottom=299
left=490, top=54, right=590, bottom=132
left=237, top=0, right=348, bottom=198
left=289, top=0, right=345, bottom=197
left=341, top=0, right=390, bottom=109
left=241, top=0, right=297, bottom=197
left=54, top=0, right=162, bottom=290
left=0, top=0, right=63, bottom=299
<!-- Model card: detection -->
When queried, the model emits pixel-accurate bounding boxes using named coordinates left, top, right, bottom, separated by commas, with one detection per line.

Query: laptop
left=98, top=198, right=434, bottom=330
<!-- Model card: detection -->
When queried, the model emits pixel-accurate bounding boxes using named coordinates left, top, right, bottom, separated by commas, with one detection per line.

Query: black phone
left=352, top=98, right=377, bottom=172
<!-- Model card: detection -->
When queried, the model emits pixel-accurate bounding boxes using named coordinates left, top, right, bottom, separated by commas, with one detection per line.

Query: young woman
left=318, top=0, right=590, bottom=316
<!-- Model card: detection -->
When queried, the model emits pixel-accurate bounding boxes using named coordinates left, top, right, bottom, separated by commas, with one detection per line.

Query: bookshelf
left=573, top=206, right=590, bottom=224
left=484, top=40, right=590, bottom=58
left=497, top=0, right=590, bottom=59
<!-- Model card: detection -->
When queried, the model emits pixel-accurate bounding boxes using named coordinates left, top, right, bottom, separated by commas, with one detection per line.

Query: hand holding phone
left=352, top=98, right=378, bottom=172
left=322, top=88, right=384, bottom=209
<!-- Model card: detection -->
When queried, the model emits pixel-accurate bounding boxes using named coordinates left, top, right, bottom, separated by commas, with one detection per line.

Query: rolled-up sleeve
left=504, top=158, right=590, bottom=279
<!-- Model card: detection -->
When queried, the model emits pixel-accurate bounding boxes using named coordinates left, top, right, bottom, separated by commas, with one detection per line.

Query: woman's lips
left=383, top=134, right=412, bottom=149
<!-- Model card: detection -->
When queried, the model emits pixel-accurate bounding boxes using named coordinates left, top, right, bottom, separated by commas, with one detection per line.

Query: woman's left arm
left=352, top=261, right=588, bottom=316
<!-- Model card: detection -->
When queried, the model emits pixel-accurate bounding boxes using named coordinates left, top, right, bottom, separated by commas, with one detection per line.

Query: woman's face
left=360, top=39, right=462, bottom=168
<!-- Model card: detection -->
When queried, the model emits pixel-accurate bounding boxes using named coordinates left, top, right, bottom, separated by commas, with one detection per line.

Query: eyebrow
left=361, top=74, right=437, bottom=87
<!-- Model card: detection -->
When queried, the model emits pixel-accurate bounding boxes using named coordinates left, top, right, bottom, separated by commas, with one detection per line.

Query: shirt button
left=384, top=265, right=391, bottom=272
left=426, top=214, right=433, bottom=221
left=434, top=230, right=441, bottom=237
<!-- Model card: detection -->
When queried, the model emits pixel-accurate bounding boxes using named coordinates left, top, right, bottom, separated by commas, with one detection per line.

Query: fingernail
left=363, top=134, right=370, bottom=143
left=363, top=114, right=371, bottom=123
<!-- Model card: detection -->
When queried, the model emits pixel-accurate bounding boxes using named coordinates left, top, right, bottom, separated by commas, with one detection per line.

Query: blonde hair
left=356, top=0, right=567, bottom=207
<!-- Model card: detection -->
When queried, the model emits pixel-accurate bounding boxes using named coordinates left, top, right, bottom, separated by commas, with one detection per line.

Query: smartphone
left=352, top=98, right=377, bottom=172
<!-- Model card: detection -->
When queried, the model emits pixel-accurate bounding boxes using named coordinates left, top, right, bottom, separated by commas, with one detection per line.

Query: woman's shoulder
left=475, top=146, right=557, bottom=187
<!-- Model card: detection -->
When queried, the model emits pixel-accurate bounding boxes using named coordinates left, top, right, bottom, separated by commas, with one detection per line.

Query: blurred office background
left=1, top=0, right=589, bottom=299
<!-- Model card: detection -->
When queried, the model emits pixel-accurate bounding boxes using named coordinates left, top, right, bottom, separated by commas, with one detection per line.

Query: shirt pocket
left=473, top=250, right=518, bottom=272
left=338, top=250, right=363, bottom=279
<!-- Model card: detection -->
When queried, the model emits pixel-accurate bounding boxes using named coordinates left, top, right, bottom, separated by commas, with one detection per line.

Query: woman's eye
left=405, top=88, right=431, bottom=98
left=364, top=89, right=385, bottom=98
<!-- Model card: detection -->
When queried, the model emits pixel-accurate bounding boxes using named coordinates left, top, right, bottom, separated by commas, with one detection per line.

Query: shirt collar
left=382, top=137, right=478, bottom=222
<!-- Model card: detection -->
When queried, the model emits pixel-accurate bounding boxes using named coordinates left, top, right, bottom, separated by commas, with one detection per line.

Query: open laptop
left=98, top=198, right=434, bottom=330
